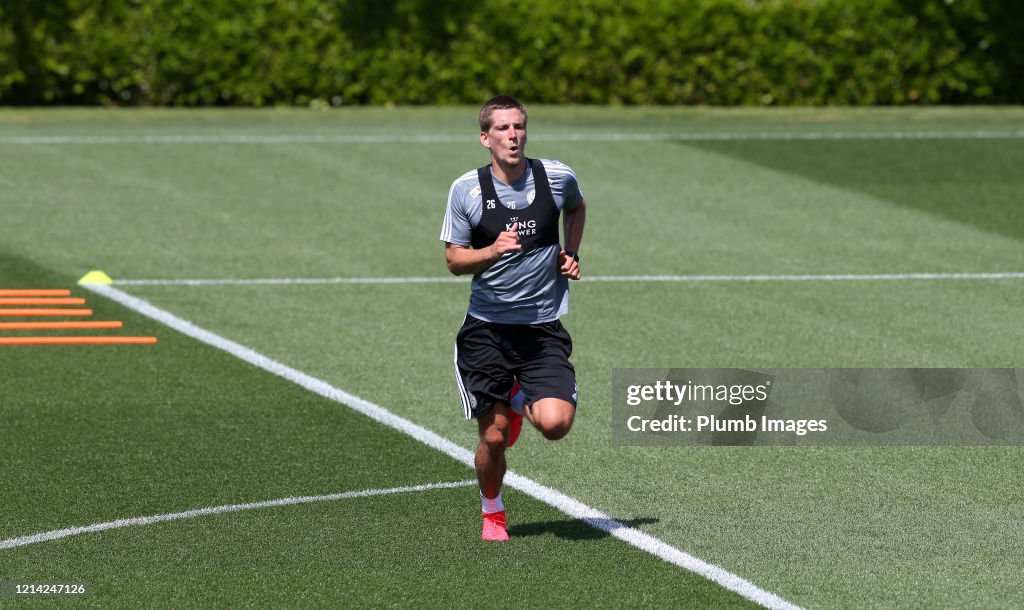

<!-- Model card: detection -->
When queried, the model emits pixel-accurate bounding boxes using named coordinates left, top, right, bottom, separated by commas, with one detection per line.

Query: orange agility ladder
left=1, top=281, right=156, bottom=346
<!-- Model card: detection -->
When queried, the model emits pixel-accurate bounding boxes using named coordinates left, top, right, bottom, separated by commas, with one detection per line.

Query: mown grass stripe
left=111, top=271, right=1024, bottom=287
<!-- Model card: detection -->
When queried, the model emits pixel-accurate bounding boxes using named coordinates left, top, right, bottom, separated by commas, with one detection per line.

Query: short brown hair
left=479, top=95, right=528, bottom=132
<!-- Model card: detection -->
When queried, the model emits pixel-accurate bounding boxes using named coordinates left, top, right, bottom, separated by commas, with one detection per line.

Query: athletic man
left=439, top=95, right=587, bottom=541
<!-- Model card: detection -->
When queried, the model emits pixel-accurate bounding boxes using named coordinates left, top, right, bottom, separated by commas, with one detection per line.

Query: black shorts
left=454, top=315, right=578, bottom=419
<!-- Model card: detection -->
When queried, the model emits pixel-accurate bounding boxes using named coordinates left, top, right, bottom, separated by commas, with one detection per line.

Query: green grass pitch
left=1, top=106, right=1023, bottom=608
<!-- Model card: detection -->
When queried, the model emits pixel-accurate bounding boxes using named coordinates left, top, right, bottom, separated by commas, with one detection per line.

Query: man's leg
left=475, top=403, right=512, bottom=497
left=507, top=381, right=525, bottom=447
left=476, top=402, right=512, bottom=541
left=524, top=398, right=575, bottom=440
left=514, top=319, right=577, bottom=441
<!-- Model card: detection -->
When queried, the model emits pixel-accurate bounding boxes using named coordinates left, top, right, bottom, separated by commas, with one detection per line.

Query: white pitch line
left=582, top=272, right=1024, bottom=282
left=0, top=134, right=469, bottom=145
left=112, top=271, right=1024, bottom=287
left=0, top=480, right=475, bottom=551
left=76, top=283, right=804, bottom=610
left=1, top=130, right=1023, bottom=145
left=115, top=276, right=468, bottom=286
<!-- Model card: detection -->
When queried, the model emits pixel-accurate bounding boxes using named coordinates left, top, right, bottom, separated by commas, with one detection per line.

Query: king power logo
left=506, top=218, right=539, bottom=237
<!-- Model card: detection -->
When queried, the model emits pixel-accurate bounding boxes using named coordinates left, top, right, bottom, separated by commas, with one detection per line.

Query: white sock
left=481, top=490, right=505, bottom=514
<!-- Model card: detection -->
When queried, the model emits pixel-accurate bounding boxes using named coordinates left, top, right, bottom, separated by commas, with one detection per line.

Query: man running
left=439, top=95, right=587, bottom=541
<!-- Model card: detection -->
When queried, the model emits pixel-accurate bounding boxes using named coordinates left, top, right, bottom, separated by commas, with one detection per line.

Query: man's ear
left=480, top=131, right=491, bottom=149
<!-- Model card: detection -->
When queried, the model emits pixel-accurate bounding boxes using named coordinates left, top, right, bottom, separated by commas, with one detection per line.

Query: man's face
left=481, top=108, right=527, bottom=166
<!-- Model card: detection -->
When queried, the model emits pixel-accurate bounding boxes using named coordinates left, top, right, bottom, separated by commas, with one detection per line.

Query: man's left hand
left=558, top=250, right=581, bottom=280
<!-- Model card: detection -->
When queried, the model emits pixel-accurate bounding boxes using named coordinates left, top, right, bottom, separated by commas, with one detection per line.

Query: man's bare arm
left=445, top=222, right=522, bottom=276
left=559, top=199, right=587, bottom=280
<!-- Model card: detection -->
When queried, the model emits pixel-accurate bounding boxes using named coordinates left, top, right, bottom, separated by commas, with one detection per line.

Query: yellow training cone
left=78, top=270, right=113, bottom=285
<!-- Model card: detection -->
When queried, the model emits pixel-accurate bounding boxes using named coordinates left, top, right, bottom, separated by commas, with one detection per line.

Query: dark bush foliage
left=1, top=0, right=1019, bottom=106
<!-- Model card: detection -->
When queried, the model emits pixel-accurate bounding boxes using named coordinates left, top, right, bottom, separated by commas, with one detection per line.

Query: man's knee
left=478, top=408, right=511, bottom=450
left=481, top=425, right=507, bottom=449
left=538, top=420, right=572, bottom=440
left=530, top=399, right=575, bottom=441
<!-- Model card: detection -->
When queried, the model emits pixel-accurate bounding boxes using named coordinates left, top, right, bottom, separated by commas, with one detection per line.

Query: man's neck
left=490, top=159, right=527, bottom=185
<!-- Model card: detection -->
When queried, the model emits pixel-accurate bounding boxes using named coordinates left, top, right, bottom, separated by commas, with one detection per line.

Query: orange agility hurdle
left=0, top=297, right=86, bottom=305
left=0, top=308, right=93, bottom=317
left=0, top=289, right=72, bottom=297
left=0, top=336, right=157, bottom=345
left=0, top=321, right=123, bottom=330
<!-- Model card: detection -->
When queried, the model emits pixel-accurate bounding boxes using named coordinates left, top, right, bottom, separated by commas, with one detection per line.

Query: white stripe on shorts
left=453, top=343, right=474, bottom=419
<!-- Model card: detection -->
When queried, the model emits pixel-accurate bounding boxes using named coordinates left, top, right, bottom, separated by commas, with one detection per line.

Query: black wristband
left=564, top=250, right=579, bottom=262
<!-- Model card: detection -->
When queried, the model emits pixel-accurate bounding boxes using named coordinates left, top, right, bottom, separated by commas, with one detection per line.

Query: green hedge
left=0, top=0, right=1020, bottom=106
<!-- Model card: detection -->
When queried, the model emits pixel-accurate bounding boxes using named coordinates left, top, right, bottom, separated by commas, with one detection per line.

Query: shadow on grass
left=508, top=517, right=658, bottom=541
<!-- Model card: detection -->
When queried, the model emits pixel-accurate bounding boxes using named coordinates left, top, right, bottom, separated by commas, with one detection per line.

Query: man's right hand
left=444, top=223, right=522, bottom=276
left=491, top=222, right=523, bottom=258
